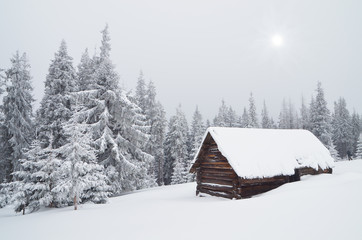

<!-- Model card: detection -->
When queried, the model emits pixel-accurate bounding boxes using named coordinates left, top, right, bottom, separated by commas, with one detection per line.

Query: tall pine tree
left=2, top=52, right=35, bottom=181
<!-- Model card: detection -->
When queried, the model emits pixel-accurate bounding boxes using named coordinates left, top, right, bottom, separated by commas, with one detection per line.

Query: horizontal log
left=200, top=178, right=234, bottom=186
left=200, top=164, right=233, bottom=170
left=199, top=188, right=234, bottom=199
left=201, top=174, right=237, bottom=182
left=200, top=161, right=230, bottom=166
left=200, top=184, right=234, bottom=192
left=240, top=176, right=289, bottom=185
left=201, top=168, right=236, bottom=174
left=201, top=172, right=237, bottom=178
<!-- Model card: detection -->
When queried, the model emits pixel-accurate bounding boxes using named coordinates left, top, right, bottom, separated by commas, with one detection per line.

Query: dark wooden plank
left=201, top=178, right=234, bottom=186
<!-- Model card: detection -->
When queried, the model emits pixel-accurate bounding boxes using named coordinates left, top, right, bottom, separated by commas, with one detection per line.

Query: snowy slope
left=1, top=160, right=362, bottom=240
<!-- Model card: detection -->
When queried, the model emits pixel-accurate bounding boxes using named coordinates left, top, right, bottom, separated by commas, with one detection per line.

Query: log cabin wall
left=193, top=133, right=332, bottom=199
left=298, top=166, right=333, bottom=176
left=195, top=133, right=240, bottom=199
left=194, top=134, right=292, bottom=199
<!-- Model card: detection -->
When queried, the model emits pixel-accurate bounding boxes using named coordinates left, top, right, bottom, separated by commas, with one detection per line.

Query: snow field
left=0, top=160, right=361, bottom=240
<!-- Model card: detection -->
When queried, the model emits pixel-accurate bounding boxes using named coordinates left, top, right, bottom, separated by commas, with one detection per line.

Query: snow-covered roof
left=193, top=127, right=335, bottom=179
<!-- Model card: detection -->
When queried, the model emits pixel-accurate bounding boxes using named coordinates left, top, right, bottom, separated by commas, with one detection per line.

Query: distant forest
left=0, top=25, right=361, bottom=214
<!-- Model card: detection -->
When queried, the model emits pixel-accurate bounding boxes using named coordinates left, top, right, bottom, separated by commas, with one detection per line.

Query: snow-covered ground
left=1, top=160, right=362, bottom=240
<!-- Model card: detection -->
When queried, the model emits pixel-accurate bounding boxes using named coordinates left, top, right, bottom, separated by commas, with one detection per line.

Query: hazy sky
left=1, top=0, right=361, bottom=121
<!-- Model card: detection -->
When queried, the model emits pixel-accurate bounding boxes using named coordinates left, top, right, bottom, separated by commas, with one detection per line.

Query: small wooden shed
left=190, top=127, right=334, bottom=199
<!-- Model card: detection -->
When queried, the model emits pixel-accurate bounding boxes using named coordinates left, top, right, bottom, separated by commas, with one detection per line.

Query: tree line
left=0, top=25, right=361, bottom=214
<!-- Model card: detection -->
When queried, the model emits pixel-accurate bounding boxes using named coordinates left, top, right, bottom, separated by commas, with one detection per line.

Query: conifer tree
left=77, top=48, right=95, bottom=91
left=213, top=100, right=228, bottom=127
left=135, top=71, right=147, bottom=112
left=300, top=96, right=310, bottom=130
left=248, top=93, right=259, bottom=128
left=37, top=40, right=77, bottom=149
left=241, top=107, right=250, bottom=128
left=189, top=106, right=205, bottom=181
left=52, top=113, right=109, bottom=209
left=76, top=25, right=155, bottom=193
left=143, top=80, right=167, bottom=185
left=310, top=82, right=333, bottom=147
left=332, top=97, right=353, bottom=158
left=261, top=100, right=272, bottom=129
left=164, top=106, right=189, bottom=185
left=351, top=112, right=361, bottom=157
left=355, top=134, right=362, bottom=159
left=2, top=52, right=35, bottom=180
left=10, top=135, right=61, bottom=212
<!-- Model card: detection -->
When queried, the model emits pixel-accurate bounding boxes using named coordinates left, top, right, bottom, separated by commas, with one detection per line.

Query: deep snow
left=1, top=160, right=361, bottom=240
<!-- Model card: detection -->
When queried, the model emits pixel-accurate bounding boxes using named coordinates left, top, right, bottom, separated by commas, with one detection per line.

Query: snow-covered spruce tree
left=76, top=25, right=155, bottom=194
left=2, top=52, right=35, bottom=180
left=37, top=40, right=77, bottom=149
left=240, top=107, right=250, bottom=128
left=261, top=100, right=272, bottom=129
left=355, top=134, right=362, bottom=159
left=248, top=93, right=259, bottom=128
left=52, top=112, right=110, bottom=210
left=143, top=80, right=167, bottom=185
left=164, top=106, right=190, bottom=185
left=328, top=141, right=340, bottom=161
left=0, top=69, right=9, bottom=183
left=226, top=106, right=238, bottom=127
left=300, top=96, right=311, bottom=130
left=351, top=112, right=361, bottom=157
left=309, top=82, right=333, bottom=147
left=77, top=48, right=95, bottom=91
left=213, top=100, right=228, bottom=127
left=205, top=119, right=211, bottom=129
left=189, top=106, right=205, bottom=181
left=332, top=97, right=353, bottom=159
left=135, top=70, right=147, bottom=112
left=10, top=136, right=61, bottom=213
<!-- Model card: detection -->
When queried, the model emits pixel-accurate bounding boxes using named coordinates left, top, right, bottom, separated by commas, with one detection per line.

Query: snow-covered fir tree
left=10, top=135, right=61, bottom=212
left=76, top=25, right=156, bottom=193
left=52, top=112, right=109, bottom=209
left=144, top=80, right=167, bottom=185
left=261, top=100, right=272, bottom=129
left=279, top=99, right=299, bottom=129
left=37, top=40, right=77, bottom=149
left=300, top=96, right=310, bottom=130
left=351, top=112, right=361, bottom=157
left=355, top=134, right=362, bottom=159
left=189, top=106, right=205, bottom=181
left=77, top=48, right=95, bottom=91
left=332, top=97, right=353, bottom=159
left=248, top=93, right=259, bottom=128
left=135, top=71, right=147, bottom=112
left=213, top=100, right=229, bottom=127
left=328, top=141, right=340, bottom=161
left=164, top=106, right=190, bottom=185
left=226, top=106, right=238, bottom=127
left=309, top=82, right=333, bottom=147
left=2, top=52, right=35, bottom=180
left=240, top=107, right=250, bottom=128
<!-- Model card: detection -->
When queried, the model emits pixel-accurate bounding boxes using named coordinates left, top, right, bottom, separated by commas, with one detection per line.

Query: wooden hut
left=190, top=127, right=334, bottom=199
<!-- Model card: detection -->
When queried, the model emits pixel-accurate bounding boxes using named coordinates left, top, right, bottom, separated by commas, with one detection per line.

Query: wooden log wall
left=196, top=133, right=241, bottom=199
left=298, top=166, right=332, bottom=176
left=194, top=133, right=332, bottom=200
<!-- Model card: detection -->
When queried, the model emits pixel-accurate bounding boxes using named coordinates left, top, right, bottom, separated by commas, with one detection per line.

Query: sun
left=271, top=34, right=284, bottom=47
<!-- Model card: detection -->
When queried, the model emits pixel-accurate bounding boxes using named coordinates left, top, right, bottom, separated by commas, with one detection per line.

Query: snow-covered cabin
left=190, top=127, right=334, bottom=199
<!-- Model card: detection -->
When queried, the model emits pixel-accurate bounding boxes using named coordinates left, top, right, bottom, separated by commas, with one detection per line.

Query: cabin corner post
left=196, top=167, right=201, bottom=196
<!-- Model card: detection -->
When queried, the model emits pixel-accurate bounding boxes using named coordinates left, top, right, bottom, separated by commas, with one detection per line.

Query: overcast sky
left=1, top=0, right=361, bottom=121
